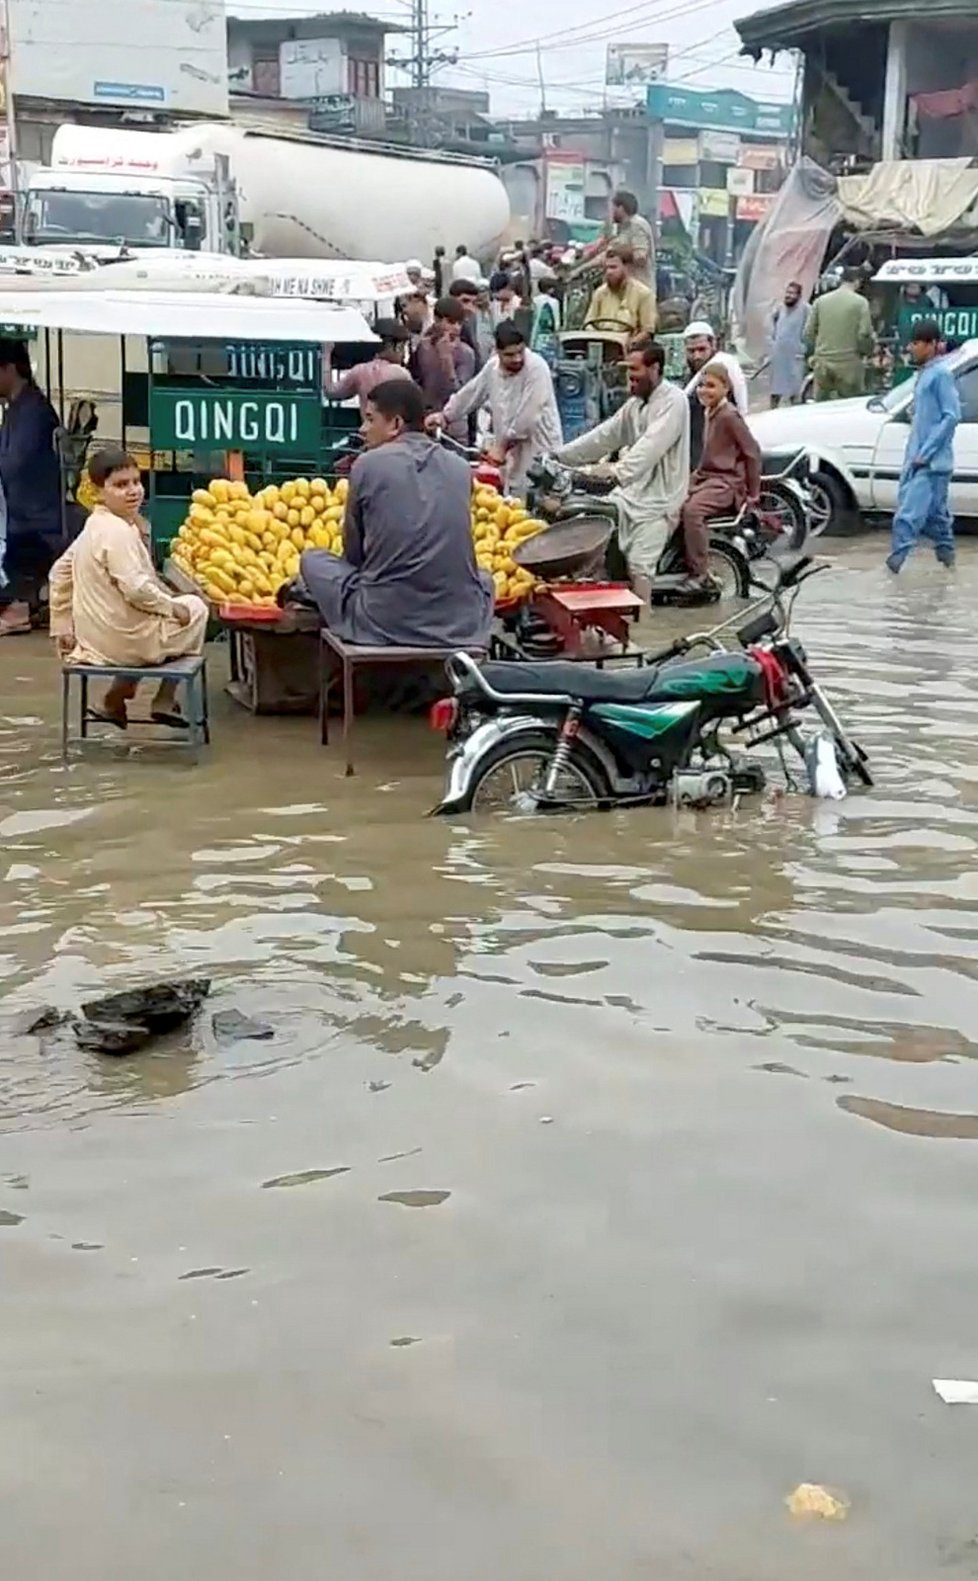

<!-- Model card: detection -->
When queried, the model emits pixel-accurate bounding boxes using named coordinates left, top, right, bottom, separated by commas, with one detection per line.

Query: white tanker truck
left=21, top=121, right=510, bottom=263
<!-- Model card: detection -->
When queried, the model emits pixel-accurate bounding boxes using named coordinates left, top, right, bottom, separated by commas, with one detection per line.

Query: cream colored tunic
left=49, top=506, right=208, bottom=667
left=555, top=379, right=690, bottom=576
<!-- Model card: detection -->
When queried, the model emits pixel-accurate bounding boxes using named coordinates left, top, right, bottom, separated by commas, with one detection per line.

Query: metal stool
left=61, top=655, right=210, bottom=759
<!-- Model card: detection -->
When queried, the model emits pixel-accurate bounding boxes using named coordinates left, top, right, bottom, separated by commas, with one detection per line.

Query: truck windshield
left=26, top=191, right=172, bottom=246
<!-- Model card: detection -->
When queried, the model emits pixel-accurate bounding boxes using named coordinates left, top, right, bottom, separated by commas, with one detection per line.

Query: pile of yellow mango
left=167, top=473, right=550, bottom=611
left=168, top=475, right=347, bottom=605
left=471, top=483, right=547, bottom=604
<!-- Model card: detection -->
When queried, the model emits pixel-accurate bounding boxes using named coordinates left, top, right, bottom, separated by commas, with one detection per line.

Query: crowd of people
left=3, top=186, right=961, bottom=699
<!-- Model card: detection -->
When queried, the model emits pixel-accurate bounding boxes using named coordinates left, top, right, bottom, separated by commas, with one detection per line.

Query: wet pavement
left=2, top=539, right=978, bottom=1580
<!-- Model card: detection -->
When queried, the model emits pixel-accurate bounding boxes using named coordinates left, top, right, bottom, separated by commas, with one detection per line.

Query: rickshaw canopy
left=872, top=258, right=978, bottom=285
left=0, top=288, right=378, bottom=343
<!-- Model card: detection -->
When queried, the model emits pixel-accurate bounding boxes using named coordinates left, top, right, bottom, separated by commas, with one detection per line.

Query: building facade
left=737, top=0, right=978, bottom=167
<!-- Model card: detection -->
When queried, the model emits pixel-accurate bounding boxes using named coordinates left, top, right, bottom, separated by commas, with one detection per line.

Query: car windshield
left=26, top=191, right=171, bottom=247
left=877, top=379, right=914, bottom=412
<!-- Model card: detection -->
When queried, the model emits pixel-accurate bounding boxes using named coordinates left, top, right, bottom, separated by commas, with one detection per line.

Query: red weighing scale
left=511, top=517, right=643, bottom=659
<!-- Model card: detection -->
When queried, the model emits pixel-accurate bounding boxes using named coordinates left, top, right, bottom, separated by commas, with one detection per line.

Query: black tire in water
left=465, top=730, right=612, bottom=814
left=810, top=468, right=855, bottom=537
left=705, top=538, right=751, bottom=599
left=758, top=482, right=808, bottom=552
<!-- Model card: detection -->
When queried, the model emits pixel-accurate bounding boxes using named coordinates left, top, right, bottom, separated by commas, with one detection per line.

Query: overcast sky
left=229, top=0, right=795, bottom=116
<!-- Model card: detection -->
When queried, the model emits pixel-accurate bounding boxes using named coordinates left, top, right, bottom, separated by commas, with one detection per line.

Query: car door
left=870, top=355, right=978, bottom=518
left=949, top=361, right=978, bottom=519
left=868, top=389, right=912, bottom=514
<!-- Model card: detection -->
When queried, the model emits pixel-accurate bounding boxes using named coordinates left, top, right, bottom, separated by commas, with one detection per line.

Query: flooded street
left=3, top=539, right=978, bottom=1579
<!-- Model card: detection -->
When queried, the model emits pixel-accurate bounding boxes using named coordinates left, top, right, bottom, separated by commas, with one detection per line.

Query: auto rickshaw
left=553, top=324, right=632, bottom=441
left=871, top=256, right=978, bottom=387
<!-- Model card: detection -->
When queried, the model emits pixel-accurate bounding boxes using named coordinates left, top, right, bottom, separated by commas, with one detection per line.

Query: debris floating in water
left=82, top=978, right=211, bottom=1033
left=70, top=978, right=212, bottom=1057
left=933, top=1379, right=978, bottom=1405
left=785, top=1483, right=850, bottom=1521
left=74, top=1019, right=154, bottom=1057
left=212, top=1009, right=274, bottom=1043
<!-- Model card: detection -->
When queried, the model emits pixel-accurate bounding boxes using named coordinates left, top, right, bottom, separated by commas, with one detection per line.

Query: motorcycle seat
left=477, top=660, right=664, bottom=702
left=474, top=651, right=763, bottom=706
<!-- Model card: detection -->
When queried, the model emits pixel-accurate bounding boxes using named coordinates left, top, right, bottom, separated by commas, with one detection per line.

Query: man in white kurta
left=434, top=322, right=562, bottom=496
left=49, top=505, right=207, bottom=726
left=554, top=341, right=689, bottom=598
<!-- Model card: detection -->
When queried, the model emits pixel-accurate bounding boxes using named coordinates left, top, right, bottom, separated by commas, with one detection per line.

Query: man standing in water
left=768, top=280, right=810, bottom=408
left=887, top=319, right=960, bottom=574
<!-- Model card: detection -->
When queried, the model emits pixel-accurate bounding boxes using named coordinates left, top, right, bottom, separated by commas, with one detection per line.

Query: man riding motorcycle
left=550, top=337, right=688, bottom=603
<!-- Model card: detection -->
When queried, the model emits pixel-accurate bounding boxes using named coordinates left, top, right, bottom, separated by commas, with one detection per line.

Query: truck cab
left=22, top=167, right=236, bottom=254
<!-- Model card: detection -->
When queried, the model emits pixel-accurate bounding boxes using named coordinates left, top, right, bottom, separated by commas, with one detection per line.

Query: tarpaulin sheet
left=732, top=157, right=978, bottom=360
left=837, top=159, right=978, bottom=237
left=732, top=159, right=841, bottom=361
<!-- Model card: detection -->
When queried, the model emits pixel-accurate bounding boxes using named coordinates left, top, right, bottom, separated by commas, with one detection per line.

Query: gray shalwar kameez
left=769, top=300, right=810, bottom=401
left=298, top=433, right=492, bottom=648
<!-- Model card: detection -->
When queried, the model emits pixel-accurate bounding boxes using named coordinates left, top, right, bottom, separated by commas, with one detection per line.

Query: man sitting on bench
left=295, top=378, right=492, bottom=650
left=48, top=446, right=208, bottom=729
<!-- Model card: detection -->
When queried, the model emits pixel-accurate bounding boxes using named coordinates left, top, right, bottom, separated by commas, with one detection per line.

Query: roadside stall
left=0, top=279, right=555, bottom=720
left=0, top=285, right=378, bottom=711
left=0, top=253, right=411, bottom=509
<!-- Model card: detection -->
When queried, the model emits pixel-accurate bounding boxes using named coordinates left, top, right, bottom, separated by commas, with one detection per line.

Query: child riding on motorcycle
left=679, top=362, right=761, bottom=597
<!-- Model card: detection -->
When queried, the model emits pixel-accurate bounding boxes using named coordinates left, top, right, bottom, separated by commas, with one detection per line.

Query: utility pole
left=411, top=0, right=429, bottom=89
left=535, top=41, right=547, bottom=119
left=0, top=0, right=18, bottom=229
left=387, top=2, right=461, bottom=145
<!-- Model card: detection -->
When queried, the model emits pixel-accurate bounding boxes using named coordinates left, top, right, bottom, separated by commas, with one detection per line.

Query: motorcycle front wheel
left=466, top=732, right=611, bottom=814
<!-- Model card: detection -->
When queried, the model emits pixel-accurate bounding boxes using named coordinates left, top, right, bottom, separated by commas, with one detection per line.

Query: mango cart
left=0, top=285, right=378, bottom=711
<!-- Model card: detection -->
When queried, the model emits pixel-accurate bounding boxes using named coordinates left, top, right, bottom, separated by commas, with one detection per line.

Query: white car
left=749, top=340, right=978, bottom=534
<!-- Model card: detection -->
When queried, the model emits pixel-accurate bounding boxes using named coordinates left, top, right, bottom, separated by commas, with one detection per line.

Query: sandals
left=86, top=708, right=128, bottom=731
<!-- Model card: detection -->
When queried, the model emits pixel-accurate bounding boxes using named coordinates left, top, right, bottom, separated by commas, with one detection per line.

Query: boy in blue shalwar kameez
left=888, top=319, right=960, bottom=573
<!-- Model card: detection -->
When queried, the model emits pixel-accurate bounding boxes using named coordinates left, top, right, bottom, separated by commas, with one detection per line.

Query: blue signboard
left=647, top=83, right=794, bottom=137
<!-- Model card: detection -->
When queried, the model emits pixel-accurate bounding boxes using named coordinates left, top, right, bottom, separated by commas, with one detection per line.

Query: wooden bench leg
left=342, top=655, right=354, bottom=775
left=319, top=640, right=331, bottom=747
left=200, top=662, right=211, bottom=746
left=61, top=670, right=70, bottom=761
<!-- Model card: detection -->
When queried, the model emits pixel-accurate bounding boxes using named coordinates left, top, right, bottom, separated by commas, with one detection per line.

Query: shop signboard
left=698, top=187, right=729, bottom=218
left=735, top=193, right=774, bottom=222
left=726, top=167, right=755, bottom=196
left=663, top=136, right=699, bottom=166
left=648, top=82, right=794, bottom=137
left=150, top=388, right=322, bottom=452
left=545, top=153, right=586, bottom=224
left=8, top=0, right=227, bottom=114
left=699, top=128, right=740, bottom=163
left=739, top=143, right=782, bottom=171
left=606, top=43, right=669, bottom=86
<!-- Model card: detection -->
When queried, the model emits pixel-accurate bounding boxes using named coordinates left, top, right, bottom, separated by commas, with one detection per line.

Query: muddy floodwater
left=3, top=540, right=978, bottom=1580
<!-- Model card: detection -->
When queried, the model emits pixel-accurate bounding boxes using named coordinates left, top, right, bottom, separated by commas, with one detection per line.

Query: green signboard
left=224, top=343, right=322, bottom=389
left=898, top=304, right=978, bottom=344
left=0, top=322, right=37, bottom=340
left=150, top=387, right=322, bottom=452
left=647, top=83, right=794, bottom=137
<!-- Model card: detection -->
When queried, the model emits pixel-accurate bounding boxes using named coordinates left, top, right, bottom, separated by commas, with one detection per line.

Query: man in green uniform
left=805, top=269, right=875, bottom=400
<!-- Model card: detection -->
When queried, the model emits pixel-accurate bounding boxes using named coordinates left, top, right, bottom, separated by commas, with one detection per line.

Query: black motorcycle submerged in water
left=431, top=558, right=872, bottom=815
